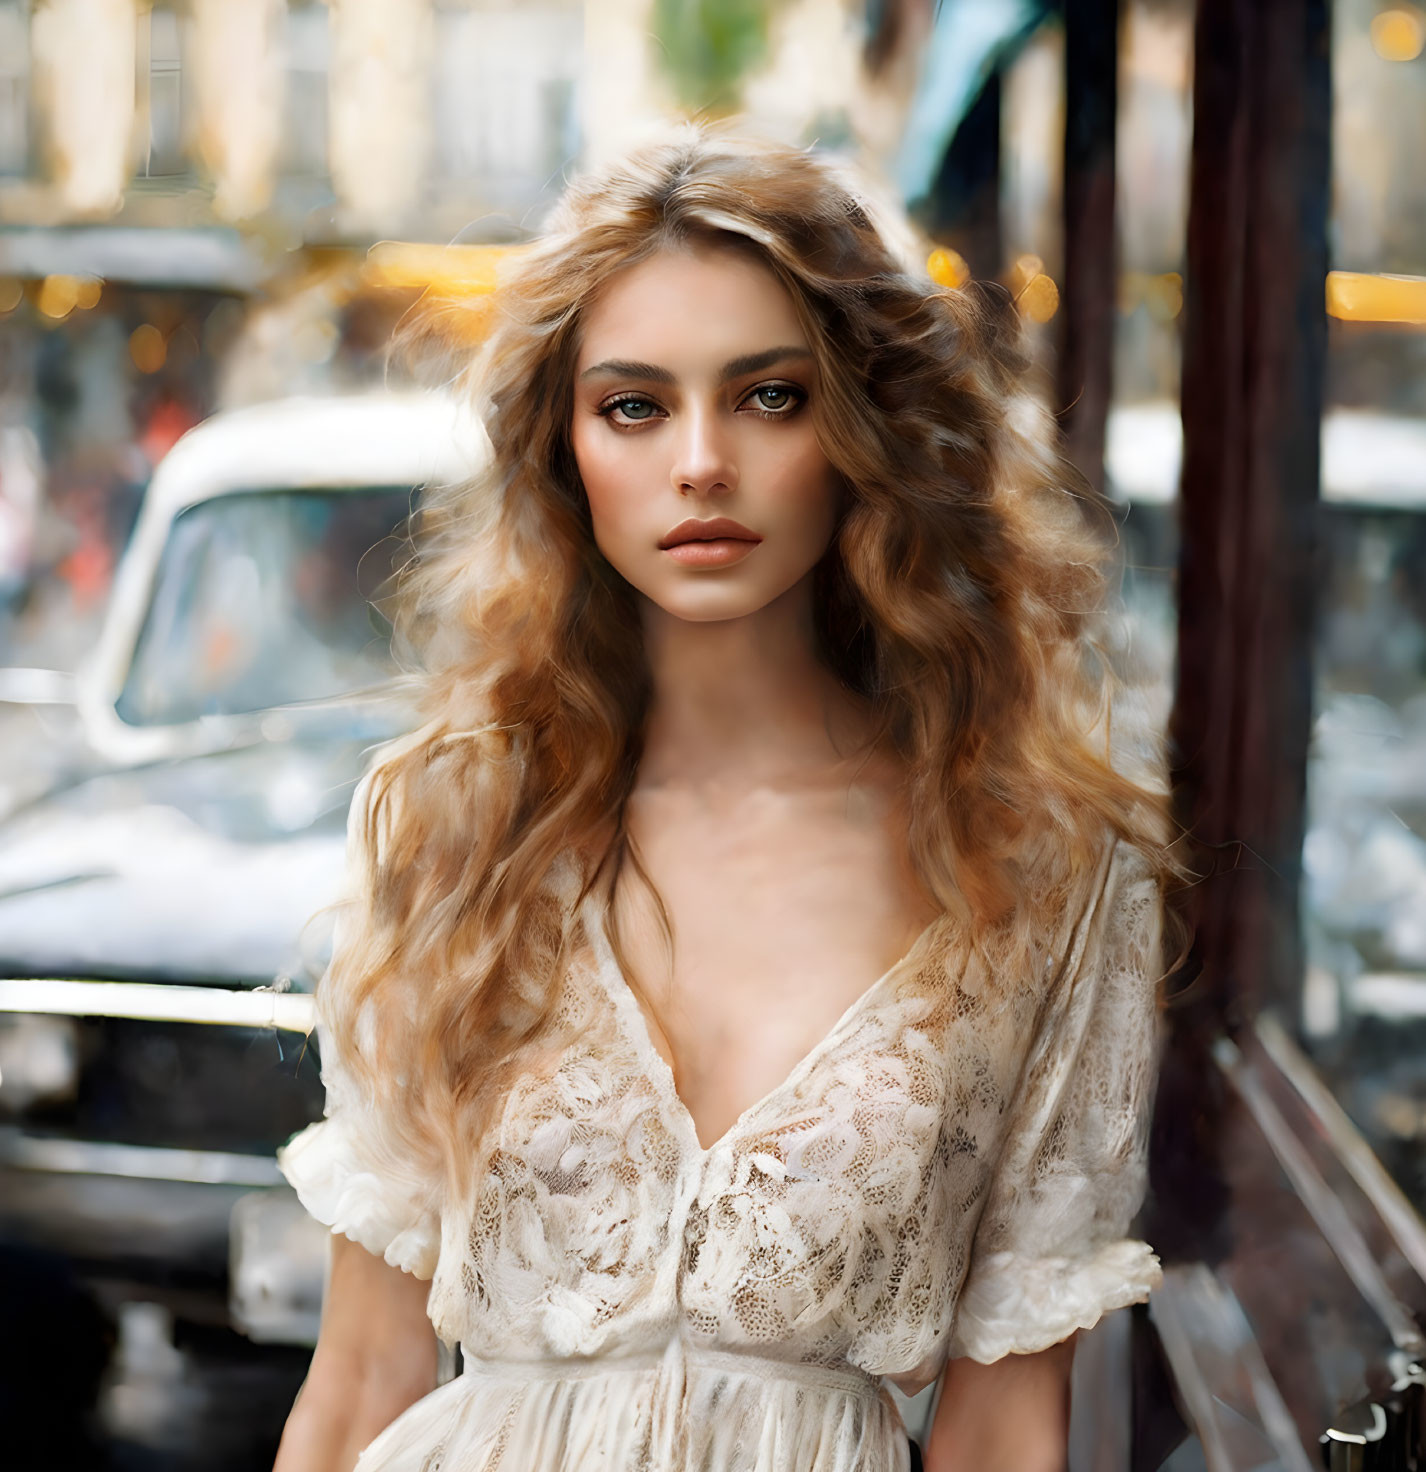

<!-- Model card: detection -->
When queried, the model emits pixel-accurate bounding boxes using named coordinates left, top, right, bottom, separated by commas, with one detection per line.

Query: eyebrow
left=577, top=345, right=813, bottom=386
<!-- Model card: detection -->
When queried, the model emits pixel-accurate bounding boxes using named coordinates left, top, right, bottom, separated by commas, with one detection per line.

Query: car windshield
left=116, top=487, right=415, bottom=726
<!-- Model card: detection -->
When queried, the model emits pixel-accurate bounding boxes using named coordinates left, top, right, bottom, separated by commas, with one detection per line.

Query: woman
left=273, top=124, right=1184, bottom=1472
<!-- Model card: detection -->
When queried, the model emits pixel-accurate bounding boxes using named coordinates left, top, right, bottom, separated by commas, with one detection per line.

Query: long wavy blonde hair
left=323, top=123, right=1188, bottom=1189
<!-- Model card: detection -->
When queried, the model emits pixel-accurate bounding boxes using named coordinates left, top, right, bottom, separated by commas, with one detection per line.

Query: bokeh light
left=361, top=241, right=514, bottom=296
left=1008, top=254, right=1058, bottom=323
left=36, top=274, right=81, bottom=319
left=1009, top=253, right=1044, bottom=292
left=926, top=247, right=970, bottom=289
left=129, top=323, right=168, bottom=373
left=1370, top=6, right=1425, bottom=61
left=1327, top=269, right=1426, bottom=323
left=1018, top=272, right=1060, bottom=324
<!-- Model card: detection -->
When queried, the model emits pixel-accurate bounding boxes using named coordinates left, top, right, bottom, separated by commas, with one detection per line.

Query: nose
left=669, top=402, right=737, bottom=498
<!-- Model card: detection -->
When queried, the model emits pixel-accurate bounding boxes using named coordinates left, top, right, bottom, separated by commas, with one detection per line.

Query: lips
left=658, top=517, right=762, bottom=549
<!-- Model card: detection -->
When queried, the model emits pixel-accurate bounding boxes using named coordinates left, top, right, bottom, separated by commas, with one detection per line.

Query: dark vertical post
left=1150, top=0, right=1332, bottom=1265
left=1058, top=0, right=1120, bottom=496
left=1171, top=0, right=1331, bottom=1028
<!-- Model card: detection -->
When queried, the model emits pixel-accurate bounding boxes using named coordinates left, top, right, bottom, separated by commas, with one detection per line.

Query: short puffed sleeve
left=948, top=840, right=1164, bottom=1362
left=276, top=771, right=443, bottom=1280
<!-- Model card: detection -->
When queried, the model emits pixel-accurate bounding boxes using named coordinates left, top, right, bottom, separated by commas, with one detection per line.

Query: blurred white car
left=0, top=390, right=482, bottom=1344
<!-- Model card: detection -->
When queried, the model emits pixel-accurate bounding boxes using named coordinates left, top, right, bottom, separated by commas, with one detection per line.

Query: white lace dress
left=278, top=834, right=1163, bottom=1472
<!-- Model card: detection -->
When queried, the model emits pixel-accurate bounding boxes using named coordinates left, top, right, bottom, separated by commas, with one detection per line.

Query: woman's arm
left=922, top=1333, right=1078, bottom=1472
left=272, top=1234, right=440, bottom=1472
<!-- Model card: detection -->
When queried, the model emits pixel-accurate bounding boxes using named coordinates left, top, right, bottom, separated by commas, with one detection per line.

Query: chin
left=635, top=577, right=788, bottom=624
left=646, top=592, right=772, bottom=624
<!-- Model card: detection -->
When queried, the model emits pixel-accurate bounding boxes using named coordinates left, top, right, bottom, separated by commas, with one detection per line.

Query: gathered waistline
left=459, top=1344, right=882, bottom=1399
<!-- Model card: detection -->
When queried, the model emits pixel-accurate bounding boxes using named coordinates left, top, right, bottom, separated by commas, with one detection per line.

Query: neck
left=634, top=574, right=880, bottom=794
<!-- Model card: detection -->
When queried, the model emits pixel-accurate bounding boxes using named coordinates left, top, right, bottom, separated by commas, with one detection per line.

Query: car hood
left=0, top=737, right=375, bottom=987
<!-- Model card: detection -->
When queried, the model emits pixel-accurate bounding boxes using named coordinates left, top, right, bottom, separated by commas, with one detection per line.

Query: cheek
left=571, top=422, right=636, bottom=546
left=772, top=438, right=843, bottom=548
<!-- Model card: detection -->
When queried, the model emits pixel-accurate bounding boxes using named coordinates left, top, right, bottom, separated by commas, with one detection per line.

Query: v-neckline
left=579, top=891, right=948, bottom=1157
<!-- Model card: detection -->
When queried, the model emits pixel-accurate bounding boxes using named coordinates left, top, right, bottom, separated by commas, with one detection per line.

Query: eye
left=595, top=394, right=664, bottom=427
left=742, top=383, right=805, bottom=417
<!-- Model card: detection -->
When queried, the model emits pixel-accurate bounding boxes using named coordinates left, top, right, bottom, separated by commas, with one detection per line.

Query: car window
left=116, top=487, right=415, bottom=726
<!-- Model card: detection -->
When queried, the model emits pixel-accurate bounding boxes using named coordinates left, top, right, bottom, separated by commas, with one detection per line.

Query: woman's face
left=569, top=243, right=842, bottom=624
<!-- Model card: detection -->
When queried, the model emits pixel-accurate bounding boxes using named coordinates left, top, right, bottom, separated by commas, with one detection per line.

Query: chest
left=606, top=785, right=943, bottom=1153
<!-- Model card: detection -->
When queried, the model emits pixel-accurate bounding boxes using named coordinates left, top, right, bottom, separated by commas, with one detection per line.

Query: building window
left=431, top=1, right=582, bottom=210
left=142, top=4, right=186, bottom=179
left=281, top=1, right=330, bottom=180
left=0, top=0, right=30, bottom=177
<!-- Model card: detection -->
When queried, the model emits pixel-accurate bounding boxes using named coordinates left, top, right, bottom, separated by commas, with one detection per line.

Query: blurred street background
left=0, top=1, right=1424, bottom=1468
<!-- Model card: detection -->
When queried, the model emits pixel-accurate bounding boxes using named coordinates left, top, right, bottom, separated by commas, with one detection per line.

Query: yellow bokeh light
left=0, top=278, right=22, bottom=313
left=1009, top=253, right=1044, bottom=295
left=37, top=275, right=81, bottom=320
left=75, top=277, right=103, bottom=310
left=926, top=247, right=970, bottom=290
left=1371, top=7, right=1425, bottom=61
left=130, top=324, right=167, bottom=374
left=1017, top=272, right=1060, bottom=324
left=362, top=242, right=519, bottom=296
left=1327, top=270, right=1426, bottom=324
